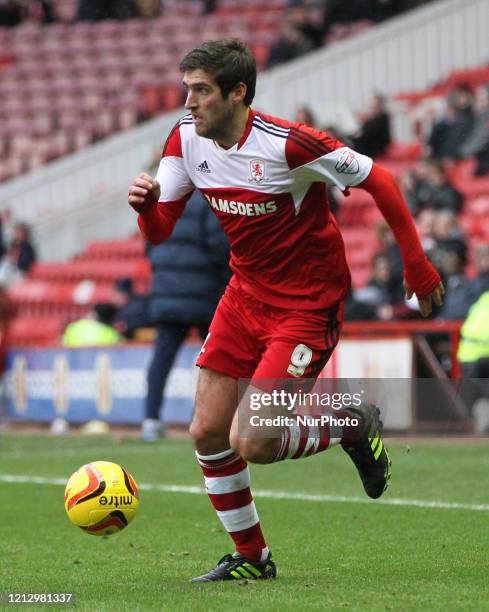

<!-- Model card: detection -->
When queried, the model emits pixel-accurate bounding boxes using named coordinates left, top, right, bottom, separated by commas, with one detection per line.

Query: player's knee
left=189, top=415, right=226, bottom=449
left=229, top=430, right=241, bottom=455
left=231, top=436, right=273, bottom=464
left=189, top=417, right=210, bottom=445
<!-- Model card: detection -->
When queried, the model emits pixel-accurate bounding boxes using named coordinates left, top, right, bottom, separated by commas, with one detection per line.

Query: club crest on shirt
left=248, top=159, right=268, bottom=183
left=335, top=150, right=360, bottom=174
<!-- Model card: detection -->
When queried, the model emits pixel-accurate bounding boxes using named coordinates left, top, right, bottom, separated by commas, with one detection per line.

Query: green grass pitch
left=1, top=433, right=488, bottom=611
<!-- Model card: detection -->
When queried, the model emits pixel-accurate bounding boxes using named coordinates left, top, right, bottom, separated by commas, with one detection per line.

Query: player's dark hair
left=180, top=38, right=256, bottom=106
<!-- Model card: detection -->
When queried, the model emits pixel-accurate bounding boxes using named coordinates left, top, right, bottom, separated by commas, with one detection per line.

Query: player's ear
left=231, top=82, right=247, bottom=105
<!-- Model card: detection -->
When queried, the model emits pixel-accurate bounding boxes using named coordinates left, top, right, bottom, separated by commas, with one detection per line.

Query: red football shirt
left=150, top=109, right=374, bottom=309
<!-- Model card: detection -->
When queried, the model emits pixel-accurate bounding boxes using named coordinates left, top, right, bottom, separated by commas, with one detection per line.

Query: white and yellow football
left=64, top=461, right=139, bottom=536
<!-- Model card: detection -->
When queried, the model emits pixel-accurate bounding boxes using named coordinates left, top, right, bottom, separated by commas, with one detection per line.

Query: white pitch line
left=1, top=473, right=488, bottom=512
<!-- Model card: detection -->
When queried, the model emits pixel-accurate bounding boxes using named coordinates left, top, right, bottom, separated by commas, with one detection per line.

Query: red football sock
left=274, top=409, right=364, bottom=461
left=196, top=449, right=269, bottom=562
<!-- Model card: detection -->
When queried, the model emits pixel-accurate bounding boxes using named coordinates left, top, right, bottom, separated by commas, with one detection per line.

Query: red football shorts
left=196, top=282, right=344, bottom=381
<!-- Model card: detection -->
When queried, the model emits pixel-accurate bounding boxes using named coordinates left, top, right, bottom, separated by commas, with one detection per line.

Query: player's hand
left=404, top=279, right=445, bottom=318
left=128, top=172, right=161, bottom=213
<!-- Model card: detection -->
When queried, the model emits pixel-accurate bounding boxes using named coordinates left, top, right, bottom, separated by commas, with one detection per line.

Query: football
left=64, top=461, right=139, bottom=536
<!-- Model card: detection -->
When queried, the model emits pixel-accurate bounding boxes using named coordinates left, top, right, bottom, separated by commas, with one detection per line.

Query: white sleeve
left=155, top=156, right=194, bottom=203
left=292, top=147, right=373, bottom=191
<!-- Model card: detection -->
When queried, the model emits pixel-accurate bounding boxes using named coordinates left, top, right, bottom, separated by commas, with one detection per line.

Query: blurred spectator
left=458, top=85, right=489, bottom=158
left=474, top=138, right=489, bottom=177
left=287, top=3, right=326, bottom=50
left=8, top=222, right=36, bottom=273
left=369, top=0, right=403, bottom=22
left=465, top=245, right=489, bottom=308
left=323, top=0, right=366, bottom=26
left=0, top=283, right=14, bottom=373
left=267, top=19, right=314, bottom=69
left=78, top=0, right=140, bottom=21
left=0, top=222, right=37, bottom=285
left=136, top=0, right=160, bottom=17
left=112, top=277, right=150, bottom=339
left=427, top=84, right=475, bottom=161
left=399, top=168, right=419, bottom=214
left=0, top=213, right=7, bottom=261
left=142, top=190, right=231, bottom=441
left=457, top=291, right=489, bottom=433
left=358, top=252, right=395, bottom=308
left=62, top=303, right=121, bottom=347
left=422, top=161, right=464, bottom=214
left=294, top=105, right=317, bottom=127
left=374, top=220, right=403, bottom=284
left=0, top=0, right=22, bottom=26
left=368, top=251, right=404, bottom=302
left=25, top=0, right=54, bottom=23
left=353, top=252, right=411, bottom=321
left=416, top=207, right=437, bottom=252
left=0, top=0, right=54, bottom=25
left=323, top=0, right=402, bottom=26
left=0, top=209, right=14, bottom=252
left=457, top=84, right=489, bottom=176
left=350, top=93, right=391, bottom=158
left=321, top=122, right=354, bottom=148
left=436, top=248, right=470, bottom=320
left=201, top=0, right=218, bottom=15
left=430, top=210, right=467, bottom=265
left=401, top=161, right=464, bottom=216
left=344, top=288, right=376, bottom=320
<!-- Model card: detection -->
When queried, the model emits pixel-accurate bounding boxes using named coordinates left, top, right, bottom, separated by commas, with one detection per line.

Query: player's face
left=183, top=69, right=235, bottom=140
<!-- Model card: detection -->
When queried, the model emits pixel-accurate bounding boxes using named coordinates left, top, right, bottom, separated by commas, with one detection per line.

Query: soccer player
left=128, top=39, right=444, bottom=582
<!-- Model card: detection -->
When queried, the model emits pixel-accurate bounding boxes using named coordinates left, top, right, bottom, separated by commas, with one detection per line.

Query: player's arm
left=127, top=124, right=194, bottom=244
left=127, top=169, right=192, bottom=245
left=359, top=163, right=444, bottom=316
left=287, top=125, right=443, bottom=316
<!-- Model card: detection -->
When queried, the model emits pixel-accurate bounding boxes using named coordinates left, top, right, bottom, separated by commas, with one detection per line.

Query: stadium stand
left=337, top=61, right=489, bottom=297
left=0, top=0, right=441, bottom=183
left=0, top=1, right=287, bottom=182
left=6, top=235, right=150, bottom=346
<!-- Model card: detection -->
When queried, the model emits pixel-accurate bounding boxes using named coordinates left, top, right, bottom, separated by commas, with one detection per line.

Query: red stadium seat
left=374, top=159, right=412, bottom=178
left=342, top=227, right=378, bottom=254
left=461, top=176, right=489, bottom=199
left=7, top=315, right=65, bottom=347
left=465, top=195, right=489, bottom=216
left=337, top=189, right=377, bottom=227
left=30, top=257, right=150, bottom=284
left=160, top=81, right=185, bottom=111
left=350, top=265, right=371, bottom=289
left=346, top=249, right=372, bottom=268
left=82, top=237, right=145, bottom=260
left=0, top=2, right=293, bottom=177
left=139, top=85, right=161, bottom=117
left=382, top=141, right=423, bottom=161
